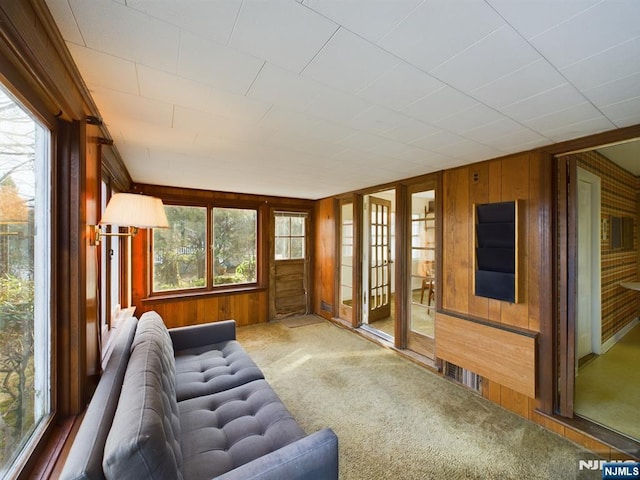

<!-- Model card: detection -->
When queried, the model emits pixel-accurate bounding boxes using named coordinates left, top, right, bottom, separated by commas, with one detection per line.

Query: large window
left=0, top=87, right=51, bottom=475
left=151, top=205, right=257, bottom=293
left=153, top=205, right=207, bottom=292
left=213, top=208, right=257, bottom=285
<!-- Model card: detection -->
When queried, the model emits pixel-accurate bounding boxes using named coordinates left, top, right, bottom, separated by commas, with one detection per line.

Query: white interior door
left=576, top=167, right=602, bottom=365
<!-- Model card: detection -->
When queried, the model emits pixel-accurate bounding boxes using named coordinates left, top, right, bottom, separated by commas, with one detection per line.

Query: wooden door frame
left=268, top=208, right=311, bottom=320
left=404, top=178, right=440, bottom=357
left=366, top=195, right=393, bottom=323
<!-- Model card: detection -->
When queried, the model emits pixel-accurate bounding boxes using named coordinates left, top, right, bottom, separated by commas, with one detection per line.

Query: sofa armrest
left=216, top=428, right=338, bottom=480
left=168, top=319, right=236, bottom=351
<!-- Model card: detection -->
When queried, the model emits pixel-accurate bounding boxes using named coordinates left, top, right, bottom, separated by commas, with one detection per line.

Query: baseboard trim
left=601, top=318, right=639, bottom=353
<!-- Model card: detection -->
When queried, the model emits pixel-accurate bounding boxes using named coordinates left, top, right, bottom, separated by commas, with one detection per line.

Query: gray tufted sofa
left=60, top=311, right=338, bottom=480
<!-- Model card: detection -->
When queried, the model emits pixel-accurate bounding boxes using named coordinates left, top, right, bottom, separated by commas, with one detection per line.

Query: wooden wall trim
left=55, top=119, right=86, bottom=416
left=132, top=183, right=315, bottom=208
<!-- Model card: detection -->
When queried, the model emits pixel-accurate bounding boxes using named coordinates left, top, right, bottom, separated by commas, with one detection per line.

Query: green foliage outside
left=0, top=273, right=35, bottom=469
left=153, top=206, right=257, bottom=291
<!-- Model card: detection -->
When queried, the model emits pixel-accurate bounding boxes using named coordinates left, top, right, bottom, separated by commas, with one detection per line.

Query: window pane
left=275, top=238, right=289, bottom=260
left=290, top=216, right=304, bottom=236
left=213, top=208, right=257, bottom=285
left=275, top=216, right=289, bottom=236
left=290, top=237, right=304, bottom=259
left=0, top=87, right=50, bottom=473
left=153, top=206, right=206, bottom=292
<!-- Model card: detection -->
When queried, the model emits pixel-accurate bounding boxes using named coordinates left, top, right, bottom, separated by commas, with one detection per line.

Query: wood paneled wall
left=314, top=198, right=336, bottom=320
left=441, top=152, right=552, bottom=331
left=440, top=152, right=554, bottom=412
left=130, top=183, right=314, bottom=328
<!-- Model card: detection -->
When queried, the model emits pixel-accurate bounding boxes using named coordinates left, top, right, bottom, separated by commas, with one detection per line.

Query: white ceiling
left=45, top=0, right=640, bottom=199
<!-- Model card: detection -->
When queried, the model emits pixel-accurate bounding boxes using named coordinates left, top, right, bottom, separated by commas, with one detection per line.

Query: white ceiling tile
left=339, top=131, right=413, bottom=158
left=137, top=65, right=210, bottom=109
left=433, top=104, right=504, bottom=135
left=409, top=129, right=464, bottom=152
left=172, top=105, right=257, bottom=139
left=177, top=31, right=264, bottom=95
left=431, top=138, right=504, bottom=162
left=357, top=62, right=444, bottom=110
left=487, top=0, right=600, bottom=40
left=302, top=0, right=423, bottom=43
left=347, top=105, right=410, bottom=134
left=381, top=118, right=441, bottom=144
left=68, top=0, right=180, bottom=72
left=303, top=87, right=372, bottom=123
left=302, top=28, right=400, bottom=94
left=127, top=0, right=242, bottom=45
left=600, top=97, right=640, bottom=128
left=246, top=63, right=326, bottom=111
left=583, top=73, right=640, bottom=110
left=461, top=117, right=539, bottom=145
left=542, top=116, right=617, bottom=143
left=379, top=0, right=504, bottom=72
left=402, top=86, right=479, bottom=124
left=91, top=87, right=174, bottom=128
left=530, top=0, right=640, bottom=68
left=522, top=102, right=611, bottom=136
left=500, top=83, right=586, bottom=123
left=45, top=0, right=84, bottom=45
left=139, top=65, right=271, bottom=123
left=229, top=0, right=338, bottom=72
left=466, top=122, right=547, bottom=151
left=431, top=26, right=541, bottom=92
left=560, top=37, right=640, bottom=91
left=470, top=59, right=567, bottom=109
left=66, top=43, right=138, bottom=95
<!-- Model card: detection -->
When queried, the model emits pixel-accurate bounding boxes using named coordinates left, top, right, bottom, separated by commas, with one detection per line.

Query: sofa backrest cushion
left=60, top=316, right=138, bottom=480
left=102, top=312, right=183, bottom=480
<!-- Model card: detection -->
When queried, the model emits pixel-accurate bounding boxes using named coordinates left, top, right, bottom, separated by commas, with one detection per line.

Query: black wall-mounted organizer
left=474, top=200, right=521, bottom=303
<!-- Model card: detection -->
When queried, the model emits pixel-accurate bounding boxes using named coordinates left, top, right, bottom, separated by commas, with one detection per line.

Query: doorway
left=557, top=145, right=640, bottom=443
left=575, top=167, right=602, bottom=366
left=407, top=183, right=437, bottom=359
left=270, top=211, right=310, bottom=319
left=362, top=190, right=395, bottom=340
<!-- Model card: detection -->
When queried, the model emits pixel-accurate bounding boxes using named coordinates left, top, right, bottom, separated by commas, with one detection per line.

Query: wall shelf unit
left=474, top=200, right=522, bottom=303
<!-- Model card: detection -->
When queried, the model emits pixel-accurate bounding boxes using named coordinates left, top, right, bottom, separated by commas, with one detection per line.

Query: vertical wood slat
left=468, top=163, right=489, bottom=319
left=442, top=167, right=470, bottom=314
left=314, top=198, right=337, bottom=319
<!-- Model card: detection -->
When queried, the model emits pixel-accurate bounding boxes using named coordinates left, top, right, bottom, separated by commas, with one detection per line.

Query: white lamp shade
left=99, top=193, right=169, bottom=229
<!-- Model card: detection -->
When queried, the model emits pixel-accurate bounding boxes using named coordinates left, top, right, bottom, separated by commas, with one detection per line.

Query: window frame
left=274, top=211, right=307, bottom=261
left=0, top=83, right=53, bottom=479
left=149, top=200, right=262, bottom=297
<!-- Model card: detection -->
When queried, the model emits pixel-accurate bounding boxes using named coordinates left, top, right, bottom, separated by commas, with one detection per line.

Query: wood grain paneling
left=138, top=290, right=269, bottom=328
left=314, top=198, right=336, bottom=319
left=436, top=312, right=537, bottom=397
left=129, top=184, right=314, bottom=327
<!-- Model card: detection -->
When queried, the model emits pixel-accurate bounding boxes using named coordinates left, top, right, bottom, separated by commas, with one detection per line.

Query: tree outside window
left=213, top=208, right=257, bottom=285
left=0, top=87, right=50, bottom=474
left=152, top=206, right=206, bottom=292
left=151, top=205, right=258, bottom=292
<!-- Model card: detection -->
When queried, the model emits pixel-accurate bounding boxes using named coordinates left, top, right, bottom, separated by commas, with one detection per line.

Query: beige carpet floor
left=237, top=317, right=600, bottom=479
left=575, top=324, right=640, bottom=441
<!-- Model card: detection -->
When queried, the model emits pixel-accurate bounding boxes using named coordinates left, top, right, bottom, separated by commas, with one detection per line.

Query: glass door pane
left=409, top=189, right=436, bottom=340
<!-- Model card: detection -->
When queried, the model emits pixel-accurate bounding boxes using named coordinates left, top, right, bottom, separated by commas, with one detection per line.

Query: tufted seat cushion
left=179, top=379, right=305, bottom=480
left=174, top=341, right=264, bottom=401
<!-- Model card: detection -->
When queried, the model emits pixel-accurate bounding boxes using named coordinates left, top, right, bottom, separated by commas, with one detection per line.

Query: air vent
left=320, top=300, right=332, bottom=312
left=443, top=361, right=481, bottom=392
